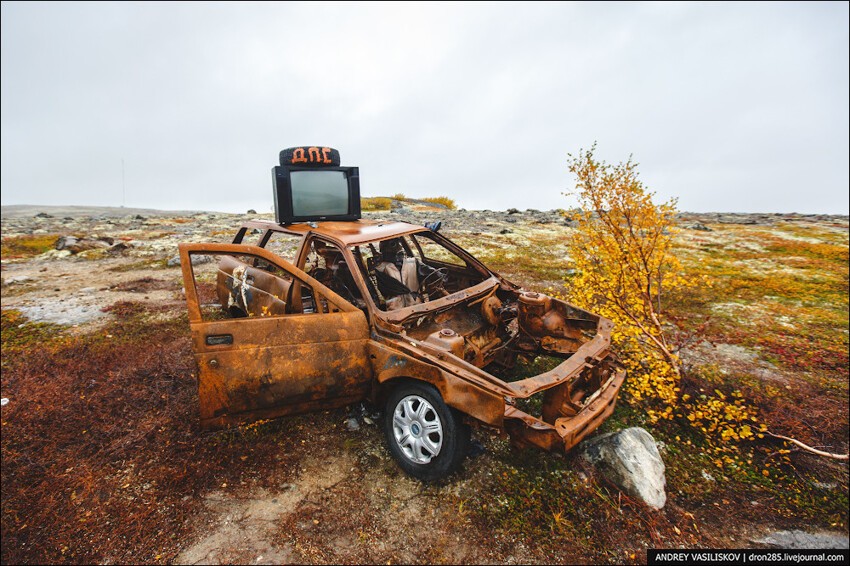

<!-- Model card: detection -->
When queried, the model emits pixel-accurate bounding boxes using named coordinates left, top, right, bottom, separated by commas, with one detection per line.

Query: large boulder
left=580, top=427, right=667, bottom=509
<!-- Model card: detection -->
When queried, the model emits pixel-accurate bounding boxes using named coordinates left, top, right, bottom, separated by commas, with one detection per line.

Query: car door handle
left=205, top=334, right=233, bottom=346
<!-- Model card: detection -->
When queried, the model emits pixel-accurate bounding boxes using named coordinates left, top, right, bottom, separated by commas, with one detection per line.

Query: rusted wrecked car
left=179, top=146, right=625, bottom=480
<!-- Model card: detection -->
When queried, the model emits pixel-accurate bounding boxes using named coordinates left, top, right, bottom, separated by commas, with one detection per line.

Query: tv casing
left=272, top=165, right=361, bottom=225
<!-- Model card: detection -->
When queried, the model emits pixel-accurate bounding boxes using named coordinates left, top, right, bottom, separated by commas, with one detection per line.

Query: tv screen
left=290, top=170, right=349, bottom=217
left=272, top=165, right=360, bottom=224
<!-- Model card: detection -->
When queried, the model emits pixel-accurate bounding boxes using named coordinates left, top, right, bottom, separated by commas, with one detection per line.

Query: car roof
left=238, top=218, right=428, bottom=246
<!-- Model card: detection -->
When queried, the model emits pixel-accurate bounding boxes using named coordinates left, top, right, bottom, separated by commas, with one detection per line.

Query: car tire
left=383, top=381, right=469, bottom=481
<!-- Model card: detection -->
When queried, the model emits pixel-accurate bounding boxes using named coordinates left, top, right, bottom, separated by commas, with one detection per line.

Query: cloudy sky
left=2, top=2, right=848, bottom=214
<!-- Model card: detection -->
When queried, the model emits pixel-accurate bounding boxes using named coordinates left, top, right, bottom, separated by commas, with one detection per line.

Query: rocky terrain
left=1, top=204, right=848, bottom=564
left=2, top=204, right=844, bottom=327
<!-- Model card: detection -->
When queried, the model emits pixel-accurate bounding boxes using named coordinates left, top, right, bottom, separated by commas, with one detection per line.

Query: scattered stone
left=752, top=530, right=849, bottom=549
left=499, top=229, right=512, bottom=235
left=55, top=235, right=112, bottom=254
left=507, top=208, right=520, bottom=214
left=167, top=254, right=212, bottom=267
left=687, top=222, right=712, bottom=231
left=345, top=418, right=360, bottom=431
left=16, top=297, right=106, bottom=326
left=54, top=235, right=77, bottom=250
left=2, top=275, right=33, bottom=286
left=581, top=427, right=667, bottom=509
left=39, top=249, right=73, bottom=260
left=247, top=209, right=257, bottom=214
left=34, top=212, right=53, bottom=218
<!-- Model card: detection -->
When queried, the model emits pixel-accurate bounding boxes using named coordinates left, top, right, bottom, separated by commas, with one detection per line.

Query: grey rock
left=108, top=242, right=130, bottom=254
left=55, top=235, right=111, bottom=253
left=166, top=254, right=212, bottom=268
left=247, top=209, right=257, bottom=214
left=753, top=530, right=849, bottom=549
left=581, top=427, right=667, bottom=509
left=2, top=275, right=34, bottom=286
left=39, top=249, right=73, bottom=260
left=55, top=235, right=78, bottom=250
left=687, top=222, right=712, bottom=231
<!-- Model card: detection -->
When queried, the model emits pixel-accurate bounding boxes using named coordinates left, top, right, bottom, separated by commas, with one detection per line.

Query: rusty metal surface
left=504, top=362, right=626, bottom=452
left=193, top=312, right=371, bottom=428
left=179, top=243, right=372, bottom=429
left=234, top=219, right=426, bottom=246
left=368, top=340, right=506, bottom=427
left=179, top=225, right=627, bottom=456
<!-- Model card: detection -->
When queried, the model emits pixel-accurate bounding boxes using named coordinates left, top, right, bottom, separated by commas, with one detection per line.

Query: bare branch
left=765, top=431, right=849, bottom=461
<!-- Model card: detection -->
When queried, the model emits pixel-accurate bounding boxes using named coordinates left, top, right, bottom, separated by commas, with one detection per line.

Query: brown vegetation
left=1, top=204, right=847, bottom=563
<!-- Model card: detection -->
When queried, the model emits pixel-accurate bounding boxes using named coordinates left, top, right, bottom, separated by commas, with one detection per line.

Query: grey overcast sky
left=1, top=1, right=848, bottom=214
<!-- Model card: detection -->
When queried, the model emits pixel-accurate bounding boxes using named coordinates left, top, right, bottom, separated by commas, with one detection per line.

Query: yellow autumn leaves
left=564, top=145, right=760, bottom=453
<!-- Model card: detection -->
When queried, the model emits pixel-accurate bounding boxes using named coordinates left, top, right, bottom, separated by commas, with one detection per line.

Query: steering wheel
left=420, top=266, right=448, bottom=296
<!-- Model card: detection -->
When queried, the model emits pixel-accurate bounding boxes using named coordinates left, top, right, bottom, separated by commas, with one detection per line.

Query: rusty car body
left=179, top=217, right=626, bottom=480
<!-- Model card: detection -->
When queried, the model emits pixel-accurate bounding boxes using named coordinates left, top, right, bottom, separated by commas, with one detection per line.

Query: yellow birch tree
left=565, top=144, right=691, bottom=421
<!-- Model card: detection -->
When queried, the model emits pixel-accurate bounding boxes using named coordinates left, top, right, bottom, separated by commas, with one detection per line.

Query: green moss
left=1, top=309, right=67, bottom=351
left=455, top=229, right=570, bottom=285
left=1, top=234, right=61, bottom=259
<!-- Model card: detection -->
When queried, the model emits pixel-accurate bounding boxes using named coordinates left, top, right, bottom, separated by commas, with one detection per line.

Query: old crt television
left=272, top=146, right=361, bottom=224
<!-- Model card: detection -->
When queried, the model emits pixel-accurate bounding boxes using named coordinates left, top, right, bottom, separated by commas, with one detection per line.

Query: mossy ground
left=1, top=234, right=62, bottom=259
left=1, top=215, right=847, bottom=563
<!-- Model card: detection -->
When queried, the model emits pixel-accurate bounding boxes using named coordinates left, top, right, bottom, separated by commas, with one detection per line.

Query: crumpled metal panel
left=192, top=312, right=372, bottom=429
left=505, top=359, right=626, bottom=452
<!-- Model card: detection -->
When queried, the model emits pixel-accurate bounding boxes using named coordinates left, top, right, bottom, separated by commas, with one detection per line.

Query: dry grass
left=1, top=215, right=847, bottom=564
left=0, top=234, right=61, bottom=259
left=0, top=304, right=302, bottom=564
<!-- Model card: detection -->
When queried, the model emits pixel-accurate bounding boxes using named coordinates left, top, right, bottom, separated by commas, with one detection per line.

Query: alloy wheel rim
left=392, top=395, right=443, bottom=464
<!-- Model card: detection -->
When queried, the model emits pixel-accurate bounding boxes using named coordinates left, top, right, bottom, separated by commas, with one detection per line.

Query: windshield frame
left=347, top=228, right=501, bottom=323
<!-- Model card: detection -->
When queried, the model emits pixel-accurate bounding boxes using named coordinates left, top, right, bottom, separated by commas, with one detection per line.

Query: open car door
left=178, top=242, right=373, bottom=429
